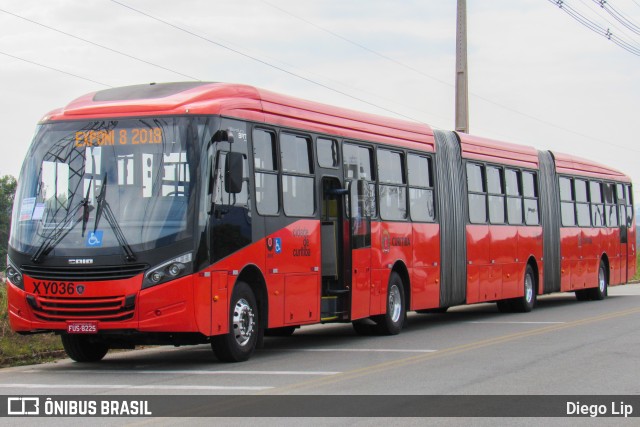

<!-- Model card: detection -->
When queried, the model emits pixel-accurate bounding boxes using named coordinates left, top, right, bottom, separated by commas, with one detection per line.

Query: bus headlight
left=143, top=252, right=192, bottom=289
left=6, top=258, right=24, bottom=290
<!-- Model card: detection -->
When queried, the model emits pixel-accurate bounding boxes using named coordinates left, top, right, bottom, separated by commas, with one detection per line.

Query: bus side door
left=349, top=179, right=372, bottom=320
left=617, top=184, right=629, bottom=283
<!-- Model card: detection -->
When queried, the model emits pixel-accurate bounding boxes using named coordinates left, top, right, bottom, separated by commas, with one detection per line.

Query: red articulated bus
left=6, top=82, right=636, bottom=362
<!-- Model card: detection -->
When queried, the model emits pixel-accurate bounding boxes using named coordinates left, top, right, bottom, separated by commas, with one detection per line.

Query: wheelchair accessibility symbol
left=86, top=231, right=103, bottom=247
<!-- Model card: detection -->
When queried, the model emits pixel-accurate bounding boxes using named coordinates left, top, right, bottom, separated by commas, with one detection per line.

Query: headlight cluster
left=6, top=258, right=24, bottom=289
left=142, top=252, right=192, bottom=289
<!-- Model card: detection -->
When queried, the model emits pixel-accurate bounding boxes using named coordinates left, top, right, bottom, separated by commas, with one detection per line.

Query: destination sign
left=75, top=128, right=163, bottom=147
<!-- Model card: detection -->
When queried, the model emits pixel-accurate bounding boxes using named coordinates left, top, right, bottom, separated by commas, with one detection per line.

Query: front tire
left=373, top=272, right=405, bottom=335
left=212, top=281, right=259, bottom=362
left=61, top=335, right=109, bottom=362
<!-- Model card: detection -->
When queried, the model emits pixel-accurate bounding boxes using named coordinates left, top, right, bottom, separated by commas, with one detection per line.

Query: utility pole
left=455, top=0, right=469, bottom=134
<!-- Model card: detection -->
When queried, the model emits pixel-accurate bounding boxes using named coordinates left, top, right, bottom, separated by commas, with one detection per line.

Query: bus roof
left=552, top=151, right=630, bottom=183
left=44, top=82, right=435, bottom=151
left=40, top=82, right=630, bottom=182
left=457, top=133, right=539, bottom=169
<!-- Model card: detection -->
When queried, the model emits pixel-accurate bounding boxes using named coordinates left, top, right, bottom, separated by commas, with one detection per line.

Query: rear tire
left=512, top=264, right=536, bottom=313
left=61, top=335, right=109, bottom=362
left=588, top=260, right=608, bottom=301
left=212, top=281, right=258, bottom=362
left=373, top=272, right=405, bottom=335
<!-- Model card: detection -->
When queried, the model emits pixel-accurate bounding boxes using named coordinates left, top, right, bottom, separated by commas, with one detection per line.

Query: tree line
left=0, top=175, right=17, bottom=271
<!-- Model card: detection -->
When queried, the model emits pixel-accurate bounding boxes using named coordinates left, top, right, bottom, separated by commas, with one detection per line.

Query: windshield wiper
left=93, top=174, right=137, bottom=262
left=31, top=183, right=93, bottom=264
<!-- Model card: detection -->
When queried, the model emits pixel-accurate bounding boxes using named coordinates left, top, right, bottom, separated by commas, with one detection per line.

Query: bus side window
left=408, top=154, right=435, bottom=222
left=559, top=176, right=576, bottom=227
left=505, top=168, right=523, bottom=225
left=604, top=182, right=618, bottom=227
left=467, top=163, right=487, bottom=224
left=280, top=133, right=315, bottom=217
left=343, top=143, right=376, bottom=218
left=487, top=165, right=505, bottom=224
left=317, top=137, right=339, bottom=168
left=378, top=149, right=407, bottom=221
left=589, top=181, right=605, bottom=227
left=252, top=129, right=279, bottom=215
left=522, top=171, right=539, bottom=225
left=575, top=179, right=590, bottom=227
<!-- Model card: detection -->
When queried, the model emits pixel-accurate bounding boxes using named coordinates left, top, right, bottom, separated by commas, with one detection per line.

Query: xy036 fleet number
left=32, top=281, right=80, bottom=295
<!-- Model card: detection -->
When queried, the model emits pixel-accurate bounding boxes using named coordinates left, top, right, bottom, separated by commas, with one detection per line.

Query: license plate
left=66, top=321, right=98, bottom=334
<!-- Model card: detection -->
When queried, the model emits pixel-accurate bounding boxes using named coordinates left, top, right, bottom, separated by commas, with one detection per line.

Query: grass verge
left=0, top=281, right=64, bottom=368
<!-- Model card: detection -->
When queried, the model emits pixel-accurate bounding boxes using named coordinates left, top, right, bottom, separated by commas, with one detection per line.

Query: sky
left=0, top=0, right=638, bottom=200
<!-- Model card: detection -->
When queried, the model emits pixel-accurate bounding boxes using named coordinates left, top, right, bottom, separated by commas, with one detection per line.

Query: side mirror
left=225, top=152, right=244, bottom=194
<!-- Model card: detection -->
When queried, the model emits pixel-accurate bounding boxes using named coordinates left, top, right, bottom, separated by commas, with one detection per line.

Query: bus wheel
left=589, top=260, right=608, bottom=301
left=212, top=281, right=258, bottom=362
left=61, top=335, right=109, bottom=362
left=373, top=272, right=405, bottom=335
left=512, top=265, right=536, bottom=313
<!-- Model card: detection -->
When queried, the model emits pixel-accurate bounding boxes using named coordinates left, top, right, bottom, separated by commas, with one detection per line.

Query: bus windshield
left=10, top=117, right=201, bottom=257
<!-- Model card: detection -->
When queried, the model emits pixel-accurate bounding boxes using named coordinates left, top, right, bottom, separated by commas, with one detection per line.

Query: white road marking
left=24, top=370, right=340, bottom=376
left=0, top=383, right=272, bottom=391
left=467, top=321, right=566, bottom=324
left=285, top=348, right=437, bottom=353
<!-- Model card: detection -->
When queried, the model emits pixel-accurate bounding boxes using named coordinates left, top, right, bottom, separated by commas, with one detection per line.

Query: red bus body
left=6, top=83, right=635, bottom=362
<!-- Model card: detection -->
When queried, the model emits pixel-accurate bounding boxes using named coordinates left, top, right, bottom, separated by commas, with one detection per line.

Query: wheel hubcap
left=525, top=274, right=534, bottom=303
left=389, top=284, right=402, bottom=323
left=599, top=266, right=606, bottom=293
left=232, top=298, right=255, bottom=347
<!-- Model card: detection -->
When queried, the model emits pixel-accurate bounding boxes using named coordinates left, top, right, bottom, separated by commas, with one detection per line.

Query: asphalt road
left=2, top=283, right=640, bottom=424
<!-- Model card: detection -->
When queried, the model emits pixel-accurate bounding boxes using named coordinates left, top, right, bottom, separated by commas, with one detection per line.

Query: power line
left=260, top=0, right=640, bottom=151
left=109, top=0, right=428, bottom=124
left=576, top=0, right=638, bottom=40
left=0, top=8, right=200, bottom=81
left=0, top=50, right=111, bottom=87
left=548, top=0, right=640, bottom=55
left=591, top=0, right=640, bottom=35
left=1, top=5, right=448, bottom=125
left=109, top=0, right=640, bottom=154
left=5, top=2, right=637, bottom=156
left=259, top=0, right=454, bottom=89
